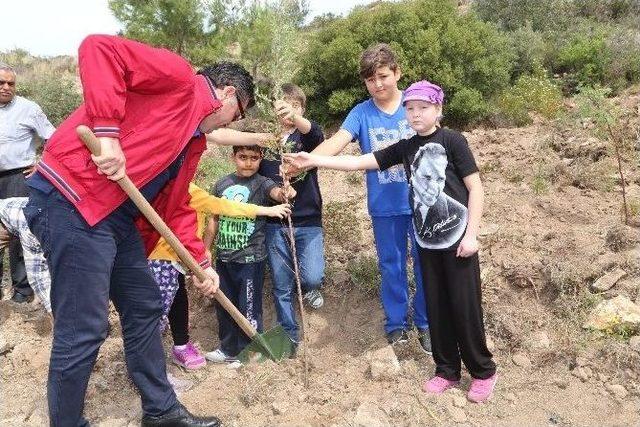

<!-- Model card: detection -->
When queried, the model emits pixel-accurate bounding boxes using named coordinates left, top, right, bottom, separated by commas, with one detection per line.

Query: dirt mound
left=2, top=114, right=640, bottom=425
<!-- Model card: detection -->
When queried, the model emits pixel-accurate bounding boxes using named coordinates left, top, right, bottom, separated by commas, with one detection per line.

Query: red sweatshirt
left=36, top=34, right=222, bottom=268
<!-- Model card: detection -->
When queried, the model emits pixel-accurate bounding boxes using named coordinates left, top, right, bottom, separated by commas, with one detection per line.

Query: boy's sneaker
left=172, top=342, right=206, bottom=370
left=205, top=348, right=240, bottom=364
left=417, top=328, right=432, bottom=354
left=423, top=376, right=460, bottom=394
left=386, top=329, right=409, bottom=345
left=467, top=373, right=498, bottom=403
left=303, top=289, right=324, bottom=309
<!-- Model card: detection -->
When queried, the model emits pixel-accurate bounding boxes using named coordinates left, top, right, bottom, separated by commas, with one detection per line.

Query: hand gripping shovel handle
left=76, top=126, right=258, bottom=340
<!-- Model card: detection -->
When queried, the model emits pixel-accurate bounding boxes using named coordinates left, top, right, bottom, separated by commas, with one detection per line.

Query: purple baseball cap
left=403, top=80, right=444, bottom=105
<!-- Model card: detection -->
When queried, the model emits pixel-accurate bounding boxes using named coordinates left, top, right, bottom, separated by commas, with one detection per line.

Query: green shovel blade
left=237, top=325, right=294, bottom=363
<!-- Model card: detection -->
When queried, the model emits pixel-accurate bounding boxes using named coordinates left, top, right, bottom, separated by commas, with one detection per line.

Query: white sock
left=174, top=344, right=188, bottom=351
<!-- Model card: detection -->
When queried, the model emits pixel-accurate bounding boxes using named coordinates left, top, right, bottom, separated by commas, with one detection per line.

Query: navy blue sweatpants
left=25, top=186, right=177, bottom=427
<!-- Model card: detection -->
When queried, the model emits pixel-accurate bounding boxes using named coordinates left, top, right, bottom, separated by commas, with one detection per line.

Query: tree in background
left=109, top=0, right=309, bottom=76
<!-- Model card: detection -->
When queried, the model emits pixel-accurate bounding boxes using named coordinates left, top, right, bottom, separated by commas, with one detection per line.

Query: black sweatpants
left=419, top=249, right=496, bottom=381
left=168, top=273, right=189, bottom=346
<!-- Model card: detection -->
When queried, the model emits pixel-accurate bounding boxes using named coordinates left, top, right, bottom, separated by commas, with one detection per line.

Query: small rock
left=353, top=402, right=391, bottom=427
left=512, top=352, right=532, bottom=368
left=446, top=405, right=467, bottom=423
left=0, top=337, right=14, bottom=355
left=452, top=395, right=467, bottom=408
left=583, top=295, right=640, bottom=333
left=605, top=384, right=628, bottom=399
left=575, top=356, right=589, bottom=367
left=504, top=392, right=517, bottom=402
left=400, top=359, right=419, bottom=376
left=271, top=401, right=289, bottom=415
left=629, top=336, right=640, bottom=352
left=571, top=366, right=592, bottom=382
left=553, top=379, right=569, bottom=389
left=526, top=331, right=551, bottom=350
left=486, top=336, right=496, bottom=352
left=624, top=368, right=637, bottom=381
left=590, top=268, right=627, bottom=292
left=597, top=373, right=609, bottom=383
left=367, top=346, right=400, bottom=380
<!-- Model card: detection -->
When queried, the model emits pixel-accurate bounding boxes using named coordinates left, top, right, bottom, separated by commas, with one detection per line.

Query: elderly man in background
left=0, top=63, right=55, bottom=303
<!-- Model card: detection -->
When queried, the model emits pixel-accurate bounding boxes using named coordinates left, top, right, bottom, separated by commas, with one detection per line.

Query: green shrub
left=298, top=0, right=515, bottom=127
left=473, top=0, right=573, bottom=32
left=446, top=87, right=489, bottom=125
left=508, top=23, right=547, bottom=79
left=553, top=23, right=611, bottom=91
left=18, top=78, right=81, bottom=127
left=496, top=73, right=563, bottom=126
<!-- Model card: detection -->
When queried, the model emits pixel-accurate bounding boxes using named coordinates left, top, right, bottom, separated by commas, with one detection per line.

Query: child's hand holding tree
left=274, top=99, right=297, bottom=122
left=259, top=203, right=292, bottom=219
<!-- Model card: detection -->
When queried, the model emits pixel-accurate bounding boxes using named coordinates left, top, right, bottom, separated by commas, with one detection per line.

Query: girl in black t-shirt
left=284, top=80, right=497, bottom=403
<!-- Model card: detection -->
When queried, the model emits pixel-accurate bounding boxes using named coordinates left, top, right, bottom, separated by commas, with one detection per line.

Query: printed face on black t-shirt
left=410, top=144, right=447, bottom=208
left=410, top=142, right=468, bottom=250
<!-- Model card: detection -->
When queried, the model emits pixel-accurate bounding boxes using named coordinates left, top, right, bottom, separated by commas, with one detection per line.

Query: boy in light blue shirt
left=297, top=43, right=430, bottom=352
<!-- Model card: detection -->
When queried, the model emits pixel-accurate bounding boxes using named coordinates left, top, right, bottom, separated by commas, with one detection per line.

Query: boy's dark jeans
left=25, top=187, right=177, bottom=427
left=215, top=259, right=265, bottom=357
left=0, top=169, right=31, bottom=297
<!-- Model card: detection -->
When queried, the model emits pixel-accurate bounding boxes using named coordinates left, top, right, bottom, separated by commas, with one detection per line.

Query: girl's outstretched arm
left=283, top=151, right=379, bottom=172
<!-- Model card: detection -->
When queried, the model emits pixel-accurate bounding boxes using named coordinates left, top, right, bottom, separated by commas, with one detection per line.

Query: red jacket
left=37, top=34, right=222, bottom=268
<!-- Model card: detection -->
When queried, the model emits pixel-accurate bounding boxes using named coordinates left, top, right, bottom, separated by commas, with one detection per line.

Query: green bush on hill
left=298, top=0, right=515, bottom=127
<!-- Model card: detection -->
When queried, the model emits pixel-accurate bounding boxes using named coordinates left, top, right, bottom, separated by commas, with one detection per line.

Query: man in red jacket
left=24, top=35, right=253, bottom=427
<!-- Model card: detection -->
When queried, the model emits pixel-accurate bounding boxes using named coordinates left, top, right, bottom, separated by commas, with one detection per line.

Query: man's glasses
left=0, top=80, right=16, bottom=87
left=234, top=94, right=245, bottom=122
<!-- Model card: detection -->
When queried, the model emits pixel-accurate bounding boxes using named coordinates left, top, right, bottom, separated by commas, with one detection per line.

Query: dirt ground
left=1, top=105, right=640, bottom=426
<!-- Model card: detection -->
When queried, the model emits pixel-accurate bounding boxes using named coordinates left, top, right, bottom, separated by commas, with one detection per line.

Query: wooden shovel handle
left=76, top=125, right=257, bottom=339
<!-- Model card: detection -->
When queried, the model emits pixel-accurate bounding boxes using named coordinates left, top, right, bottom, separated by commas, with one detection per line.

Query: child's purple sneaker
left=467, top=373, right=497, bottom=403
left=172, top=342, right=206, bottom=370
left=423, top=376, right=460, bottom=394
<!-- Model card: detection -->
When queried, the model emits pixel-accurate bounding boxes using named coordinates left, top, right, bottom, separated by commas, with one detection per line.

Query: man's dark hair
left=198, top=62, right=255, bottom=109
left=232, top=145, right=263, bottom=155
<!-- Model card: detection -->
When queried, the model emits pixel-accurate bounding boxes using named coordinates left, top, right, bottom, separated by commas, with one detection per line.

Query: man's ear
left=222, top=85, right=237, bottom=98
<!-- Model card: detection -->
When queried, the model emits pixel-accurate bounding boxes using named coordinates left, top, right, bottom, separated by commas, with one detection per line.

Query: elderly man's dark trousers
left=0, top=168, right=31, bottom=297
left=25, top=187, right=178, bottom=427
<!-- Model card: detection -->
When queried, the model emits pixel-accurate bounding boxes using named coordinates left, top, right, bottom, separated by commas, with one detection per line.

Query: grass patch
left=345, top=172, right=363, bottom=186
left=347, top=255, right=381, bottom=296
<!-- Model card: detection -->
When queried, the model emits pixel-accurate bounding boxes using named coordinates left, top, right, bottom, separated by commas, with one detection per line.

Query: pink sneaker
left=467, top=373, right=498, bottom=403
left=423, top=376, right=460, bottom=394
left=172, top=342, right=206, bottom=370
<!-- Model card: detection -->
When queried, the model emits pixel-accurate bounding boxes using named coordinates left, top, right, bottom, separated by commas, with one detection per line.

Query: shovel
left=76, top=125, right=293, bottom=363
